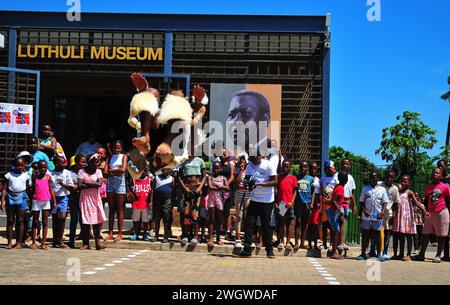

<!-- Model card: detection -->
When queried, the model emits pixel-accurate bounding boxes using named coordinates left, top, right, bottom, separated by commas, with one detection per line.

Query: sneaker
left=356, top=253, right=369, bottom=261
left=162, top=238, right=169, bottom=243
left=251, top=243, right=256, bottom=249
left=377, top=255, right=385, bottom=262
left=342, top=243, right=349, bottom=250
left=381, top=254, right=391, bottom=261
left=149, top=230, right=155, bottom=237
left=150, top=236, right=158, bottom=242
left=181, top=237, right=189, bottom=245
left=441, top=256, right=450, bottom=262
left=142, top=235, right=150, bottom=241
left=330, top=253, right=344, bottom=260
left=368, top=251, right=376, bottom=257
left=433, top=257, right=442, bottom=263
left=267, top=251, right=276, bottom=259
left=189, top=238, right=199, bottom=247
left=130, top=235, right=139, bottom=241
left=235, top=240, right=243, bottom=248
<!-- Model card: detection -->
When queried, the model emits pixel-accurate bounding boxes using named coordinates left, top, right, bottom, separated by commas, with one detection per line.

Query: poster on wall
left=0, top=103, right=33, bottom=134
left=209, top=83, right=282, bottom=156
left=0, top=103, right=13, bottom=133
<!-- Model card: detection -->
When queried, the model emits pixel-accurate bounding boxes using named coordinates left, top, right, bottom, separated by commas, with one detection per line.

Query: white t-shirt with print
left=51, top=169, right=74, bottom=197
left=5, top=172, right=30, bottom=192
left=359, top=184, right=389, bottom=221
left=245, top=159, right=276, bottom=203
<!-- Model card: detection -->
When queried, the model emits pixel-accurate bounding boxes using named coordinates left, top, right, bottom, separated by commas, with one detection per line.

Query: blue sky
left=1, top=0, right=449, bottom=165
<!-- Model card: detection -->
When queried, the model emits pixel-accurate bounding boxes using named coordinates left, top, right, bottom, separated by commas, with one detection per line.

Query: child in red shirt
left=326, top=171, right=347, bottom=260
left=275, top=160, right=297, bottom=250
left=130, top=171, right=152, bottom=241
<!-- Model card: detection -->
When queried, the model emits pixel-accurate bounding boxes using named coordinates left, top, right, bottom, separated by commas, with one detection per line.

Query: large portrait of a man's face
left=210, top=84, right=281, bottom=155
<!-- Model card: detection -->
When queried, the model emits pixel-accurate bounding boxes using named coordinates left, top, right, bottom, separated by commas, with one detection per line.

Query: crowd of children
left=1, top=125, right=449, bottom=263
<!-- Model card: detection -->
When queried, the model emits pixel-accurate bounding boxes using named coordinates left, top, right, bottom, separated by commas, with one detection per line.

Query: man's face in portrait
left=227, top=91, right=270, bottom=147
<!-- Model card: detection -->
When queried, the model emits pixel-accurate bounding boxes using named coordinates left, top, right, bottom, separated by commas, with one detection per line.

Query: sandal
left=5, top=244, right=13, bottom=250
left=285, top=244, right=293, bottom=250
left=30, top=243, right=38, bottom=250
left=216, top=240, right=224, bottom=246
left=277, top=243, right=284, bottom=250
left=79, top=245, right=90, bottom=250
left=41, top=244, right=49, bottom=250
left=207, top=241, right=215, bottom=247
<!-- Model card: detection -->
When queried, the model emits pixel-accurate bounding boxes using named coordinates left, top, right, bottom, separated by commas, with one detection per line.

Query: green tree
left=375, top=111, right=437, bottom=177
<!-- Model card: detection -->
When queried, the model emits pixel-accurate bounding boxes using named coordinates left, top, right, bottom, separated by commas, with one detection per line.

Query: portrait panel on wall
left=209, top=83, right=281, bottom=156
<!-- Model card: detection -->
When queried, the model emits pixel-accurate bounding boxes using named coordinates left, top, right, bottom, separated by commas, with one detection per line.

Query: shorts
left=154, top=197, right=173, bottom=222
left=32, top=200, right=51, bottom=212
left=234, top=193, right=250, bottom=230
left=423, top=208, right=449, bottom=237
left=132, top=208, right=149, bottom=222
left=326, top=208, right=341, bottom=232
left=361, top=219, right=383, bottom=231
left=107, top=174, right=126, bottom=194
left=275, top=206, right=295, bottom=226
left=294, top=202, right=311, bottom=227
left=207, top=192, right=224, bottom=210
left=342, top=206, right=350, bottom=218
left=6, top=192, right=28, bottom=211
left=308, top=208, right=321, bottom=225
left=51, top=196, right=69, bottom=214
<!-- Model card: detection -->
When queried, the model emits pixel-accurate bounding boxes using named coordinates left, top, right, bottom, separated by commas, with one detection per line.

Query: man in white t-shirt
left=328, top=159, right=357, bottom=250
left=236, top=147, right=277, bottom=259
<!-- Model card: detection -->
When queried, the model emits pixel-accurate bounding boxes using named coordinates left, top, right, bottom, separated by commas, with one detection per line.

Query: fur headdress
left=157, top=94, right=193, bottom=125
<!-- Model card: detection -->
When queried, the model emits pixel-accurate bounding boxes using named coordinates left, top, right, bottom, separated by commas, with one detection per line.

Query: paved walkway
left=0, top=246, right=448, bottom=285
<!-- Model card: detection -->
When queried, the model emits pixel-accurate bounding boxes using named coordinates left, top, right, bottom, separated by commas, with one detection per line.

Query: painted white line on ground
left=113, top=260, right=123, bottom=263
left=82, top=271, right=96, bottom=275
left=121, top=257, right=130, bottom=261
left=94, top=267, right=106, bottom=271
left=139, top=250, right=149, bottom=253
left=103, top=263, right=115, bottom=267
left=308, top=258, right=341, bottom=286
left=127, top=254, right=136, bottom=258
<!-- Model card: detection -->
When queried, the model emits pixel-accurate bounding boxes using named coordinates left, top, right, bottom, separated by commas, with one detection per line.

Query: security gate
left=0, top=66, right=40, bottom=177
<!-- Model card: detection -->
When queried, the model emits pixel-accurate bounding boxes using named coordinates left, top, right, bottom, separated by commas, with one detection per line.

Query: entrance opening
left=40, top=73, right=164, bottom=157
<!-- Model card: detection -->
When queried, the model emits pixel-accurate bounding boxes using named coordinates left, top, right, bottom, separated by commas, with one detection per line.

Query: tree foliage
left=375, top=111, right=437, bottom=177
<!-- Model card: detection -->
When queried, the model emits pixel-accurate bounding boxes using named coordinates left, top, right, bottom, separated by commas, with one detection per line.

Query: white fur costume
left=127, top=91, right=159, bottom=132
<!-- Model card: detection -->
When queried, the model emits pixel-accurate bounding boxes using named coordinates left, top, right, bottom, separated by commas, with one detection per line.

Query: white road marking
left=82, top=271, right=96, bottom=275
left=127, top=254, right=136, bottom=257
left=308, top=258, right=342, bottom=285
left=103, top=264, right=115, bottom=267
left=94, top=267, right=106, bottom=271
left=113, top=260, right=123, bottom=263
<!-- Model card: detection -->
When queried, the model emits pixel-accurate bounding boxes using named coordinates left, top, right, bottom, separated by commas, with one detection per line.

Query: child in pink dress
left=207, top=162, right=229, bottom=246
left=78, top=153, right=106, bottom=250
left=393, top=175, right=427, bottom=261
